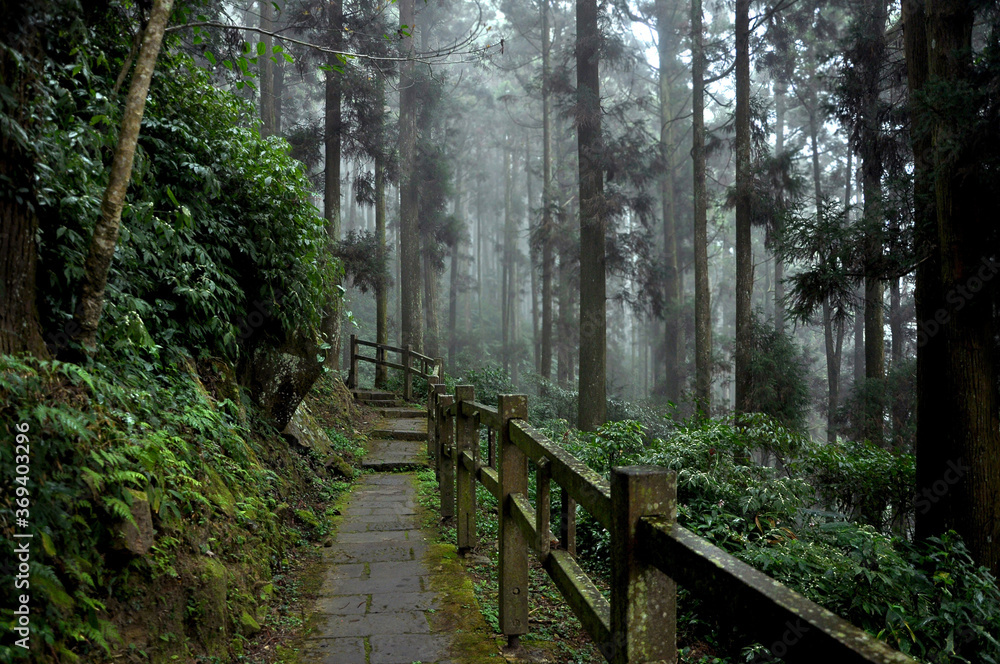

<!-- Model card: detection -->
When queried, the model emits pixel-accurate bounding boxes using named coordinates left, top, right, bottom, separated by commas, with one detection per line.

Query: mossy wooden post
left=559, top=488, right=577, bottom=556
left=536, top=458, right=552, bottom=560
left=498, top=394, right=529, bottom=647
left=403, top=344, right=413, bottom=401
left=438, top=393, right=455, bottom=519
left=455, top=385, right=477, bottom=552
left=434, top=356, right=444, bottom=383
left=609, top=466, right=677, bottom=664
left=430, top=382, right=447, bottom=472
left=348, top=334, right=358, bottom=388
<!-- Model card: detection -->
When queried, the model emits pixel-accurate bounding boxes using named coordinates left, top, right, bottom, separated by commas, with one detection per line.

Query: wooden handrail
left=346, top=334, right=443, bottom=401
left=426, top=384, right=921, bottom=664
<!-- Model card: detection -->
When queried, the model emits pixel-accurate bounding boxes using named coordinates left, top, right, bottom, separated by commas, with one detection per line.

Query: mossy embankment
left=0, top=353, right=368, bottom=664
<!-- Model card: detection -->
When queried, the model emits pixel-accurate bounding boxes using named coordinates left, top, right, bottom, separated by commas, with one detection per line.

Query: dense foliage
left=34, top=44, right=334, bottom=360
left=553, top=414, right=999, bottom=663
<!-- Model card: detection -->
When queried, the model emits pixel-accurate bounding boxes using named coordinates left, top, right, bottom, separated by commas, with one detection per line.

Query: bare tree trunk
left=423, top=239, right=440, bottom=358
left=860, top=0, right=888, bottom=442
left=576, top=0, right=606, bottom=431
left=657, top=0, right=681, bottom=403
left=398, top=0, right=422, bottom=349
left=774, top=80, right=786, bottom=335
left=540, top=0, right=554, bottom=381
left=73, top=0, right=174, bottom=353
left=374, top=83, right=389, bottom=388
left=320, top=0, right=344, bottom=372
left=502, top=142, right=513, bottom=376
left=691, top=0, right=711, bottom=416
left=526, top=136, right=540, bottom=374
left=733, top=0, right=752, bottom=414
left=448, top=163, right=462, bottom=374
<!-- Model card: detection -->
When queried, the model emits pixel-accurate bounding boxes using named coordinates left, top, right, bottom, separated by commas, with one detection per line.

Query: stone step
left=361, top=439, right=428, bottom=471
left=352, top=389, right=397, bottom=401
left=378, top=407, right=426, bottom=419
left=370, top=418, right=427, bottom=442
left=363, top=399, right=403, bottom=408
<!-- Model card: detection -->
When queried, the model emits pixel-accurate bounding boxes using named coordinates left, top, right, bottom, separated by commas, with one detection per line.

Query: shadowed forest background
left=2, top=0, right=1000, bottom=662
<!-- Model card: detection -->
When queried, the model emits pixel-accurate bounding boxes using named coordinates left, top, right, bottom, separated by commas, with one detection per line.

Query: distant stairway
left=353, top=389, right=429, bottom=471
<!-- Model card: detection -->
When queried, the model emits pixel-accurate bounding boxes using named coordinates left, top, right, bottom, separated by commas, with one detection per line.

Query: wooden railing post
left=498, top=394, right=529, bottom=647
left=375, top=344, right=387, bottom=389
left=428, top=382, right=446, bottom=464
left=609, top=467, right=677, bottom=664
left=559, top=488, right=577, bottom=556
left=403, top=344, right=413, bottom=401
left=455, top=385, right=477, bottom=553
left=438, top=393, right=455, bottom=519
left=434, top=356, right=444, bottom=384
left=348, top=334, right=358, bottom=388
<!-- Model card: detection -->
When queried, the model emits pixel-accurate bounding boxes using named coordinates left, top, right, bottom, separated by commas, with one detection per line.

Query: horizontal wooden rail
left=638, top=518, right=914, bottom=664
left=424, top=383, right=921, bottom=664
left=347, top=335, right=442, bottom=401
left=510, top=421, right=612, bottom=530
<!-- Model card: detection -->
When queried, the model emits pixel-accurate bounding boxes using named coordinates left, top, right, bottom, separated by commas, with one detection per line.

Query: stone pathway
left=362, top=412, right=428, bottom=471
left=300, top=410, right=497, bottom=664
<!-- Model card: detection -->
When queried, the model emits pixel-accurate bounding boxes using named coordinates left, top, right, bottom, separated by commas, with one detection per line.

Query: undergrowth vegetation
left=451, top=364, right=1000, bottom=663
left=0, top=353, right=351, bottom=663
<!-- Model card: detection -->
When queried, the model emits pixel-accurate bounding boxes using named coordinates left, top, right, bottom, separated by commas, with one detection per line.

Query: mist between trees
left=3, top=0, right=1000, bottom=661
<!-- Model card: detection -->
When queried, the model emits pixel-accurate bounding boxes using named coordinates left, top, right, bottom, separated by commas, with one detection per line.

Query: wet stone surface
left=301, top=469, right=453, bottom=664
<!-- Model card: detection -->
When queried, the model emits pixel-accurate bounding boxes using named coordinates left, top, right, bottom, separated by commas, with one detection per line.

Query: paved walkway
left=301, top=410, right=496, bottom=664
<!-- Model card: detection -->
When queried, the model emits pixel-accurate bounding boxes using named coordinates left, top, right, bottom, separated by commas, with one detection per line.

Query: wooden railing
left=425, top=380, right=920, bottom=664
left=346, top=334, right=441, bottom=401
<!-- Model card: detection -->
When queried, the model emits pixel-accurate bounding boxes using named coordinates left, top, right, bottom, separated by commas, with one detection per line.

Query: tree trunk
left=903, top=0, right=947, bottom=546
left=540, top=0, right=554, bottom=381
left=72, top=0, right=174, bottom=353
left=691, top=0, right=711, bottom=416
left=321, top=0, right=344, bottom=372
left=423, top=238, right=439, bottom=358
left=923, top=0, right=1000, bottom=576
left=576, top=0, right=606, bottom=431
left=502, top=142, right=513, bottom=376
left=259, top=0, right=276, bottom=138
left=449, top=164, right=462, bottom=374
left=733, top=0, right=752, bottom=413
left=823, top=298, right=840, bottom=442
left=657, top=0, right=681, bottom=403
left=374, top=84, right=389, bottom=388
left=526, top=136, right=540, bottom=375
left=861, top=0, right=888, bottom=442
left=398, top=0, right=422, bottom=350
left=774, top=80, right=786, bottom=335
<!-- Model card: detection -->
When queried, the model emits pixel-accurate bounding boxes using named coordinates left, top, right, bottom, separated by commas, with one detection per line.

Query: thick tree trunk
left=398, top=0, right=422, bottom=349
left=734, top=0, right=752, bottom=413
left=903, top=0, right=946, bottom=544
left=923, top=0, right=1000, bottom=575
left=73, top=0, right=174, bottom=353
left=657, top=0, right=681, bottom=403
left=576, top=0, right=606, bottom=431
left=540, top=0, right=554, bottom=381
left=691, top=0, right=711, bottom=416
